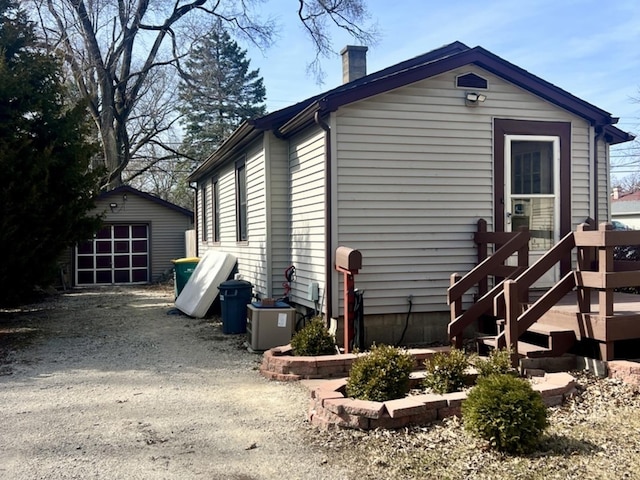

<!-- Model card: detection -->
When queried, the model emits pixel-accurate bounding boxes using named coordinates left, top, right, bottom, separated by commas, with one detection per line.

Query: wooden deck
left=449, top=220, right=640, bottom=363
left=539, top=291, right=640, bottom=360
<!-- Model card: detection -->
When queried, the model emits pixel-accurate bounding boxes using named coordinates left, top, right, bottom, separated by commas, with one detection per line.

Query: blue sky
left=242, top=0, right=640, bottom=177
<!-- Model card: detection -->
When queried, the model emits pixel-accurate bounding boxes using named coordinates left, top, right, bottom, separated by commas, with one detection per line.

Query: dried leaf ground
left=308, top=372, right=640, bottom=479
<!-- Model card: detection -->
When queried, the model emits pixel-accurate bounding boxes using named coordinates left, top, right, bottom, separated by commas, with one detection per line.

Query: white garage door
left=75, top=224, right=149, bottom=285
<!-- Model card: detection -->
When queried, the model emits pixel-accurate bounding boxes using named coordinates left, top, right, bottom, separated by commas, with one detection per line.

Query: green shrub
left=423, top=348, right=469, bottom=394
left=290, top=317, right=336, bottom=356
left=346, top=344, right=414, bottom=402
left=471, top=347, right=516, bottom=378
left=462, top=374, right=548, bottom=454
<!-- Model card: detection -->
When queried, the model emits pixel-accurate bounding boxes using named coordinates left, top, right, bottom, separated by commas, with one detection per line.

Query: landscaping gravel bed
left=1, top=285, right=640, bottom=479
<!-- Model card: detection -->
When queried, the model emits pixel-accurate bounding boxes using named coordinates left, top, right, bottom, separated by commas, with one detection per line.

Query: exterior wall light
left=465, top=92, right=487, bottom=106
left=109, top=202, right=118, bottom=212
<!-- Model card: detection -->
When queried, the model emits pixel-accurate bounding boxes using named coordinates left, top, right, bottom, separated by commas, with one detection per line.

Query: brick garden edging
left=260, top=344, right=451, bottom=381
left=308, top=372, right=577, bottom=430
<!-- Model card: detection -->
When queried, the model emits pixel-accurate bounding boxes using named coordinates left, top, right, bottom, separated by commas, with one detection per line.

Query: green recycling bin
left=219, top=279, right=252, bottom=334
left=172, top=257, right=200, bottom=298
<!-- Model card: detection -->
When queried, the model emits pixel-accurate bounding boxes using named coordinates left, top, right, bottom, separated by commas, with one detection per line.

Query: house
left=611, top=187, right=640, bottom=229
left=187, top=41, right=633, bottom=347
left=71, top=186, right=193, bottom=286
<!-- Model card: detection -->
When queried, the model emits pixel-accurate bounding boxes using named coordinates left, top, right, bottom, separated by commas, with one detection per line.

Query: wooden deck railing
left=449, top=219, right=640, bottom=362
left=447, top=219, right=529, bottom=348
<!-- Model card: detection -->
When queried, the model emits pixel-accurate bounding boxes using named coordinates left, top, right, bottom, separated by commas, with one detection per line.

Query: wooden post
left=477, top=219, right=488, bottom=298
left=576, top=222, right=593, bottom=314
left=516, top=226, right=529, bottom=304
left=503, top=279, right=520, bottom=367
left=450, top=273, right=463, bottom=349
left=598, top=222, right=614, bottom=317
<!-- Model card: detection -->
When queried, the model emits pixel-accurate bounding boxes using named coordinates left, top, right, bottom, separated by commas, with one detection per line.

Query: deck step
left=477, top=336, right=553, bottom=358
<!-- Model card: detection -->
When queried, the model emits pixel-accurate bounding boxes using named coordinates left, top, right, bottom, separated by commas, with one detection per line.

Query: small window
left=456, top=72, right=488, bottom=89
left=212, top=178, right=220, bottom=242
left=201, top=183, right=208, bottom=242
left=236, top=158, right=247, bottom=241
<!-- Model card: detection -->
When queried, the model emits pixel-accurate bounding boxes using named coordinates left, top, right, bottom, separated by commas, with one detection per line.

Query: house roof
left=612, top=191, right=640, bottom=214
left=99, top=185, right=194, bottom=218
left=189, top=41, right=634, bottom=181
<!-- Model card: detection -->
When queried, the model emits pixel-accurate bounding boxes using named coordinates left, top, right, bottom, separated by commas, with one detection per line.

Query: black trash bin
left=219, top=279, right=252, bottom=334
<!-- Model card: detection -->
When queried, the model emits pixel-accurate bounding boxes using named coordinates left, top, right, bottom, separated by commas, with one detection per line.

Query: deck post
left=576, top=223, right=593, bottom=313
left=516, top=226, right=529, bottom=304
left=598, top=223, right=615, bottom=317
left=476, top=219, right=488, bottom=298
left=450, top=273, right=463, bottom=349
left=503, top=279, right=520, bottom=367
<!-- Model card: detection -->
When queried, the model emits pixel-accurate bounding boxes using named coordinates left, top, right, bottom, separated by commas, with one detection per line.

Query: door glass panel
left=96, top=241, right=112, bottom=254
left=509, top=139, right=556, bottom=253
left=132, top=255, right=147, bottom=267
left=96, top=271, right=112, bottom=284
left=77, top=241, right=93, bottom=254
left=114, top=225, right=129, bottom=238
left=77, top=256, right=94, bottom=269
left=96, top=256, right=111, bottom=268
left=113, top=255, right=130, bottom=268
left=114, top=270, right=130, bottom=283
left=132, top=269, right=148, bottom=282
left=511, top=141, right=553, bottom=194
left=96, top=226, right=111, bottom=239
left=131, top=225, right=147, bottom=238
left=510, top=197, right=555, bottom=251
left=132, top=240, right=147, bottom=253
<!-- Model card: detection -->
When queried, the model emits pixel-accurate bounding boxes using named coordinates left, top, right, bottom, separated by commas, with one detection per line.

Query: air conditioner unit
left=246, top=304, right=296, bottom=351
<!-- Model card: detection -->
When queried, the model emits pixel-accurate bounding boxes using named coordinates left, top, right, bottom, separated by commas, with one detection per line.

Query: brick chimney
left=613, top=187, right=620, bottom=200
left=340, top=45, right=368, bottom=84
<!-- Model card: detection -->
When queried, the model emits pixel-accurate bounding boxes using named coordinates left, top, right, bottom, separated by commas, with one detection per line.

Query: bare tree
left=28, top=0, right=376, bottom=191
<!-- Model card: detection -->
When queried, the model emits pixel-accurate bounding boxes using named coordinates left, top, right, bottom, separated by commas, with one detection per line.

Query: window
left=201, top=183, right=208, bottom=242
left=212, top=178, right=220, bottom=242
left=236, top=158, right=247, bottom=241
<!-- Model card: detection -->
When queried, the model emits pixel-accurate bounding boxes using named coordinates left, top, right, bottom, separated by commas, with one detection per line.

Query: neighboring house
left=611, top=188, right=640, bottom=229
left=187, top=41, right=633, bottom=346
left=71, top=186, right=193, bottom=286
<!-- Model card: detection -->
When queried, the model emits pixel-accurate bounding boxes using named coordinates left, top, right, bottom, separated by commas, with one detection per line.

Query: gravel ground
left=2, top=285, right=640, bottom=480
left=0, top=285, right=348, bottom=480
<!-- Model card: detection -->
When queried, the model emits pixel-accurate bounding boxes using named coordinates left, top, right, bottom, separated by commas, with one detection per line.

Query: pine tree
left=0, top=0, right=101, bottom=304
left=178, top=25, right=267, bottom=161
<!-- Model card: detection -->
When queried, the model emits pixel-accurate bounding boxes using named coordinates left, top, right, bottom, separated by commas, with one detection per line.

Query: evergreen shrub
left=346, top=344, right=414, bottom=402
left=462, top=374, right=548, bottom=454
left=423, top=348, right=469, bottom=394
left=471, top=347, right=516, bottom=378
left=290, top=317, right=335, bottom=356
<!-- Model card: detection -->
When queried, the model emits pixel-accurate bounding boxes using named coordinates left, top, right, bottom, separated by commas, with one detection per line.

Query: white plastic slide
left=175, top=251, right=237, bottom=318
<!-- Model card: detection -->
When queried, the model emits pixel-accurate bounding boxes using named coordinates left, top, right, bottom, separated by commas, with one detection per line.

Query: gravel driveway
left=0, top=285, right=349, bottom=480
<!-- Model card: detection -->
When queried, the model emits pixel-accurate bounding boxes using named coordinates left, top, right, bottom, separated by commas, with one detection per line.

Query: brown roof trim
left=99, top=185, right=193, bottom=218
left=191, top=41, right=633, bottom=177
left=188, top=121, right=263, bottom=181
left=278, top=46, right=633, bottom=139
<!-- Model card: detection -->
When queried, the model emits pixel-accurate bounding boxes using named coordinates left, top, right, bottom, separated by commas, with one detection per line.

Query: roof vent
left=456, top=72, right=488, bottom=89
left=340, top=45, right=368, bottom=84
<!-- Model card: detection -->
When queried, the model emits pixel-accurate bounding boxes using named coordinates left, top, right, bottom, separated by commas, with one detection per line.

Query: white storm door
left=505, top=135, right=560, bottom=286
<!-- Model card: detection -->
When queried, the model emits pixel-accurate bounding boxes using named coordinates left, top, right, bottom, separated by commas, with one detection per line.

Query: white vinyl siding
left=266, top=132, right=293, bottom=299
left=289, top=126, right=326, bottom=309
left=334, top=66, right=592, bottom=315
left=197, top=138, right=269, bottom=297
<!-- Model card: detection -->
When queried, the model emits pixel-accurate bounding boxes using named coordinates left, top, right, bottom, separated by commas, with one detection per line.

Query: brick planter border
left=260, top=344, right=451, bottom=381
left=308, top=372, right=577, bottom=430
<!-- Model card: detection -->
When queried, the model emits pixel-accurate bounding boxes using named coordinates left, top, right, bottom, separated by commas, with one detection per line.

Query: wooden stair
left=477, top=321, right=576, bottom=359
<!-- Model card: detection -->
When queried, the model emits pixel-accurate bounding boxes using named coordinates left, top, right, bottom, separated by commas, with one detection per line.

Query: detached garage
left=74, top=186, right=193, bottom=286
